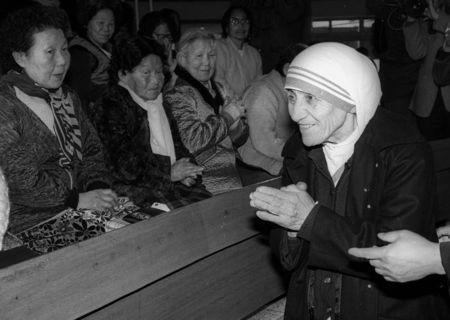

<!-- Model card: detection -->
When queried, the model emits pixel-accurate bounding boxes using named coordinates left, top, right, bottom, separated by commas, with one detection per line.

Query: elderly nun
left=250, top=43, right=449, bottom=320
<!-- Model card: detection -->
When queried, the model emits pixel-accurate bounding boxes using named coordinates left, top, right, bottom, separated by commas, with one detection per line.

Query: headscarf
left=285, top=42, right=382, bottom=178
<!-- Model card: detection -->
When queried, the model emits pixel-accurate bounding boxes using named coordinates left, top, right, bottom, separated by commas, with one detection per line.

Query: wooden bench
left=0, top=177, right=285, bottom=320
left=1, top=138, right=450, bottom=320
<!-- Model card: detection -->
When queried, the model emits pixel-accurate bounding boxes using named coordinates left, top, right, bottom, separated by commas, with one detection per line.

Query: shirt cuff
left=439, top=241, right=450, bottom=278
left=297, top=203, right=321, bottom=242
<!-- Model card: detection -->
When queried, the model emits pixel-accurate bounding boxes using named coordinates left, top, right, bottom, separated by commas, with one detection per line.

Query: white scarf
left=119, top=81, right=176, bottom=164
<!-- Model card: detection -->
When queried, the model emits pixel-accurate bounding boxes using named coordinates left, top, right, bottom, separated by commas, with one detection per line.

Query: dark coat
left=0, top=82, right=111, bottom=233
left=271, top=108, right=450, bottom=320
left=93, top=84, right=211, bottom=209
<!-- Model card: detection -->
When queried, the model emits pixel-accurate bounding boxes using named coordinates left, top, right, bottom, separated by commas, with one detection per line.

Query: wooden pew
left=1, top=138, right=450, bottom=320
left=0, top=177, right=285, bottom=320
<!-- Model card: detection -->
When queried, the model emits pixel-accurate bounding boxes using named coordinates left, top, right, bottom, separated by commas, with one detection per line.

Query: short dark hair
left=109, top=36, right=165, bottom=84
left=220, top=6, right=252, bottom=38
left=0, top=5, right=69, bottom=73
left=275, top=43, right=308, bottom=77
left=138, top=11, right=171, bottom=39
left=75, top=0, right=114, bottom=36
left=160, top=8, right=181, bottom=42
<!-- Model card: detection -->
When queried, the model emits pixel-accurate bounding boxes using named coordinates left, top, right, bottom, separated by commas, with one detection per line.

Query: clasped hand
left=78, top=189, right=118, bottom=211
left=249, top=182, right=316, bottom=232
left=171, top=157, right=204, bottom=186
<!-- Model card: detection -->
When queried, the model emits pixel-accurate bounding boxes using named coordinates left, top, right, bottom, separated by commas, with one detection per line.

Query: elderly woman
left=65, top=1, right=115, bottom=116
left=93, top=36, right=211, bottom=209
left=250, top=43, right=449, bottom=319
left=0, top=6, right=120, bottom=252
left=214, top=6, right=262, bottom=98
left=164, top=28, right=247, bottom=195
left=239, top=43, right=306, bottom=175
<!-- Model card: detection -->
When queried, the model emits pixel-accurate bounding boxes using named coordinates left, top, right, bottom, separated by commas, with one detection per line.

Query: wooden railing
left=0, top=177, right=285, bottom=320
left=1, top=138, right=450, bottom=320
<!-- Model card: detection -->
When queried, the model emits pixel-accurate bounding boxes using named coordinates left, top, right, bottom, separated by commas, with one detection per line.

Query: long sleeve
left=273, top=127, right=435, bottom=280
left=307, top=143, right=434, bottom=278
left=403, top=19, right=432, bottom=60
left=164, top=85, right=229, bottom=154
left=0, top=88, right=75, bottom=207
left=244, top=84, right=285, bottom=160
left=440, top=241, right=450, bottom=279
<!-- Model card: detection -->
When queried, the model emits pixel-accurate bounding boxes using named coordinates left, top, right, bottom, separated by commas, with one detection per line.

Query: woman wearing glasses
left=138, top=10, right=178, bottom=88
left=214, top=6, right=262, bottom=98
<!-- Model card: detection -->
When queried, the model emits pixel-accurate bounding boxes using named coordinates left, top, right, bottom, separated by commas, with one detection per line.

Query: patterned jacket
left=164, top=69, right=243, bottom=194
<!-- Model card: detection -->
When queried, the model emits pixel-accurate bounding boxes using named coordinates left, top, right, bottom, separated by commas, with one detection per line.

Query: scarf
left=4, top=70, right=82, bottom=170
left=285, top=42, right=381, bottom=180
left=175, top=66, right=224, bottom=114
left=118, top=81, right=176, bottom=164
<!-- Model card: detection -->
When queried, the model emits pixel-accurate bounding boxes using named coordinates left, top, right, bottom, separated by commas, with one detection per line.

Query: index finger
left=254, top=186, right=293, bottom=199
left=348, top=246, right=385, bottom=260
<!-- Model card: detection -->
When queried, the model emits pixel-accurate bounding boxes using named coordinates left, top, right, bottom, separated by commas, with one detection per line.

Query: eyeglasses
left=230, top=17, right=250, bottom=26
left=153, top=33, right=173, bottom=42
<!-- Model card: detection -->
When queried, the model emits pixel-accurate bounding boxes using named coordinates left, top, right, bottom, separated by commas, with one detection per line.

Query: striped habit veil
left=285, top=42, right=382, bottom=178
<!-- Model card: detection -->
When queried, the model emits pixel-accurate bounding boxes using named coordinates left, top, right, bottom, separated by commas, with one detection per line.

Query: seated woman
left=94, top=36, right=211, bottom=210
left=164, top=28, right=247, bottom=195
left=65, top=1, right=115, bottom=117
left=239, top=43, right=307, bottom=175
left=214, top=6, right=262, bottom=98
left=0, top=6, right=122, bottom=252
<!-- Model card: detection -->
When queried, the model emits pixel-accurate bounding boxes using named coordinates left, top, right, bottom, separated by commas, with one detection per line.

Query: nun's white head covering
left=285, top=42, right=382, bottom=179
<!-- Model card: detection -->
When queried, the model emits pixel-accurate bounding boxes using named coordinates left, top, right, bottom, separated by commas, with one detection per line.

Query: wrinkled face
left=152, top=23, right=173, bottom=54
left=180, top=39, right=216, bottom=83
left=15, top=28, right=70, bottom=89
left=87, top=9, right=115, bottom=46
left=287, top=89, right=354, bottom=146
left=120, top=54, right=164, bottom=101
left=227, top=9, right=249, bottom=42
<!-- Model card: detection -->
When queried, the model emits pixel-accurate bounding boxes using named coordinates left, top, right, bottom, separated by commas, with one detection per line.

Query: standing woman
left=165, top=29, right=247, bottom=195
left=65, top=0, right=115, bottom=118
left=94, top=36, right=211, bottom=210
left=214, top=6, right=262, bottom=98
left=0, top=6, right=119, bottom=252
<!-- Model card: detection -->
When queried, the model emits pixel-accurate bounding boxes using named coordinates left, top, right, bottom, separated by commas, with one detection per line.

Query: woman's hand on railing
left=77, top=189, right=118, bottom=211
